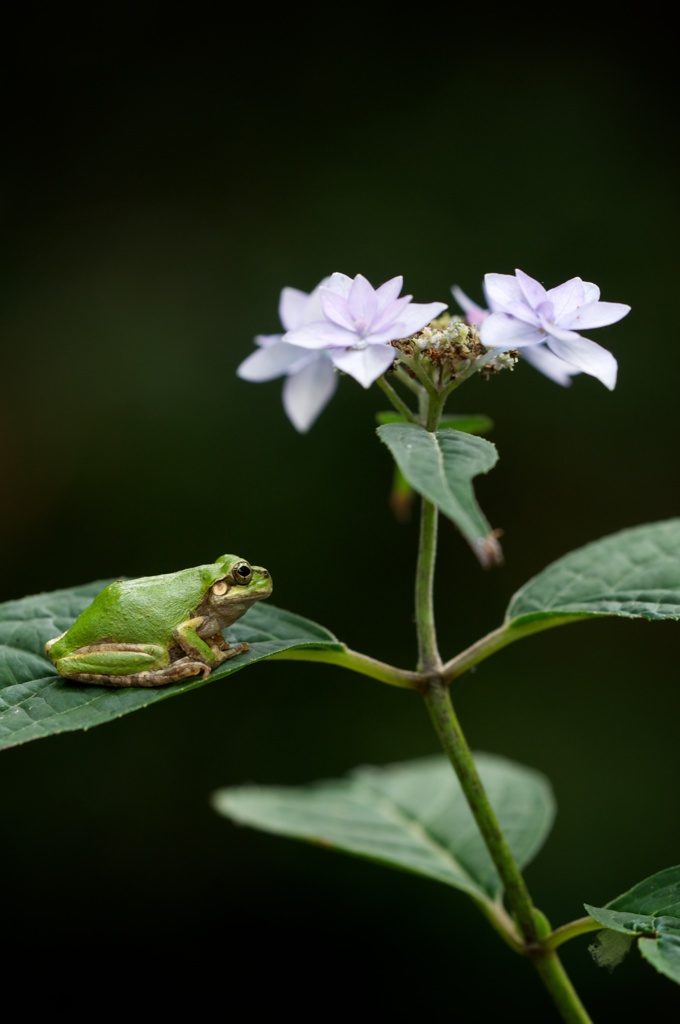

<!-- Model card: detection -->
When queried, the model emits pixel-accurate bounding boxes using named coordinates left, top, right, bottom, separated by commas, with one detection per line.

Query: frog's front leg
left=53, top=642, right=210, bottom=688
left=174, top=617, right=249, bottom=666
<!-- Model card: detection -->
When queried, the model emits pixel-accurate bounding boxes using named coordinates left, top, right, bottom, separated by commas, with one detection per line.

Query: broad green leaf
left=376, top=410, right=494, bottom=435
left=212, top=752, right=555, bottom=902
left=377, top=422, right=501, bottom=566
left=585, top=866, right=680, bottom=985
left=0, top=583, right=342, bottom=752
left=377, top=413, right=494, bottom=526
left=506, top=519, right=680, bottom=631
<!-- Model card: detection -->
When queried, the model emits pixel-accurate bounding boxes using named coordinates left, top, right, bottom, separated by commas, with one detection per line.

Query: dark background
left=2, top=19, right=678, bottom=1019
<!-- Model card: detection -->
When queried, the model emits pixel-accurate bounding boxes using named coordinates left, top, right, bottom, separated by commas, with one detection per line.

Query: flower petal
left=278, top=287, right=311, bottom=331
left=520, top=344, right=580, bottom=386
left=581, top=281, right=601, bottom=303
left=483, top=273, right=524, bottom=310
left=560, top=299, right=631, bottom=330
left=237, top=339, right=312, bottom=381
left=325, top=272, right=353, bottom=297
left=480, top=312, right=545, bottom=349
left=391, top=300, right=448, bottom=337
left=515, top=269, right=548, bottom=309
left=346, top=274, right=379, bottom=329
left=547, top=277, right=587, bottom=322
left=451, top=285, right=488, bottom=324
left=282, top=353, right=338, bottom=432
left=330, top=343, right=395, bottom=388
left=370, top=293, right=413, bottom=334
left=545, top=334, right=618, bottom=390
left=283, top=321, right=358, bottom=349
left=319, top=288, right=356, bottom=331
left=374, top=275, right=404, bottom=306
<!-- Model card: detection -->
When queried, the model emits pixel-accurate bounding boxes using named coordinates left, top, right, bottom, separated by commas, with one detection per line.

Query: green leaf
left=376, top=410, right=494, bottom=435
left=585, top=865, right=680, bottom=985
left=506, top=519, right=680, bottom=630
left=0, top=583, right=342, bottom=752
left=377, top=421, right=502, bottom=566
left=212, top=752, right=555, bottom=903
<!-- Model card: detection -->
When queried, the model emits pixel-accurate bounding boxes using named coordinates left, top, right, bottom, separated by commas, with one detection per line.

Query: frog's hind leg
left=66, top=658, right=211, bottom=688
left=54, top=643, right=209, bottom=687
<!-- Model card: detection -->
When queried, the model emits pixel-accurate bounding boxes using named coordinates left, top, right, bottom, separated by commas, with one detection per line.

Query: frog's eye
left=233, top=562, right=253, bottom=586
left=212, top=581, right=229, bottom=597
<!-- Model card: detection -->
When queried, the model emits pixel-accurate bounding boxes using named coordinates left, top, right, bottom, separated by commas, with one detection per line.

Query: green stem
left=529, top=953, right=594, bottom=1024
left=422, top=679, right=538, bottom=940
left=440, top=615, right=590, bottom=685
left=376, top=376, right=419, bottom=423
left=546, top=917, right=603, bottom=951
left=414, top=389, right=446, bottom=673
left=422, top=680, right=593, bottom=1023
left=394, top=363, right=426, bottom=398
left=415, top=498, right=441, bottom=672
left=269, top=646, right=420, bottom=689
left=396, top=352, right=439, bottom=397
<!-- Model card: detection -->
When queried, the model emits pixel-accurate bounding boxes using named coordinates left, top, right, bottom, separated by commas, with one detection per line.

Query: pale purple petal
left=237, top=339, right=312, bottom=381
left=253, top=332, right=283, bottom=349
left=520, top=344, right=580, bottom=386
left=581, top=281, right=601, bottom=303
left=330, top=344, right=395, bottom=388
left=325, top=272, right=353, bottom=297
left=346, top=274, right=379, bottom=329
left=370, top=293, right=413, bottom=334
left=515, top=269, right=547, bottom=309
left=283, top=321, right=358, bottom=349
left=282, top=354, right=338, bottom=432
left=547, top=277, right=586, bottom=322
left=390, top=300, right=448, bottom=338
left=279, top=287, right=311, bottom=331
left=319, top=288, right=356, bottom=331
left=483, top=273, right=524, bottom=310
left=451, top=285, right=488, bottom=324
left=494, top=299, right=542, bottom=327
left=374, top=275, right=404, bottom=306
left=545, top=335, right=618, bottom=390
left=480, top=312, right=545, bottom=349
left=536, top=318, right=584, bottom=344
left=559, top=299, right=631, bottom=330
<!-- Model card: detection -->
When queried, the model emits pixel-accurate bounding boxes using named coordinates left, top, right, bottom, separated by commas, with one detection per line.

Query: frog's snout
left=254, top=566, right=273, bottom=593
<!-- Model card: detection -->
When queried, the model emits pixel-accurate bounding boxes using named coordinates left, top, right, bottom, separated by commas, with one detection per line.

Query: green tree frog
left=44, top=554, right=272, bottom=687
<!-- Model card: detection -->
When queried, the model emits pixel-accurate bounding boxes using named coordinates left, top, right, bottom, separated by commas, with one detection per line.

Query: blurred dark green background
left=2, top=20, right=678, bottom=1018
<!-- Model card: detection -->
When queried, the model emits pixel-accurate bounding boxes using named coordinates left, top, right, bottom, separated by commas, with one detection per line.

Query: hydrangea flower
left=283, top=272, right=448, bottom=389
left=454, top=269, right=630, bottom=391
left=451, top=282, right=581, bottom=387
left=237, top=279, right=338, bottom=433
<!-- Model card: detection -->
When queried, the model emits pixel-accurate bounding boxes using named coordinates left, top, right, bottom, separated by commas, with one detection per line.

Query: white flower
left=237, top=280, right=338, bottom=433
left=451, top=282, right=580, bottom=387
left=283, top=272, right=448, bottom=388
left=476, top=269, right=630, bottom=391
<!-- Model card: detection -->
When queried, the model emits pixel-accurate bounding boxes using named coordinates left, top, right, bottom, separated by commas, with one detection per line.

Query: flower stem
left=422, top=678, right=538, bottom=939
left=376, top=375, right=419, bottom=423
left=415, top=497, right=442, bottom=672
left=413, top=373, right=592, bottom=1020
left=413, top=390, right=446, bottom=673
left=421, top=679, right=593, bottom=1023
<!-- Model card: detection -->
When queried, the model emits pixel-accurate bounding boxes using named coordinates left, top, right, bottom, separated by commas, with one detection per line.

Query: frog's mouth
left=251, top=567, right=273, bottom=596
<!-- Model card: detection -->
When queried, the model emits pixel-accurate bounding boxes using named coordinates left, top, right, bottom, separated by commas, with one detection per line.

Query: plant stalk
left=422, top=679, right=593, bottom=1023
left=414, top=384, right=593, bottom=1023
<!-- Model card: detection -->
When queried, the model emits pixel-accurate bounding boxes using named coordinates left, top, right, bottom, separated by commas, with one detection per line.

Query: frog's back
left=60, top=562, right=225, bottom=648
